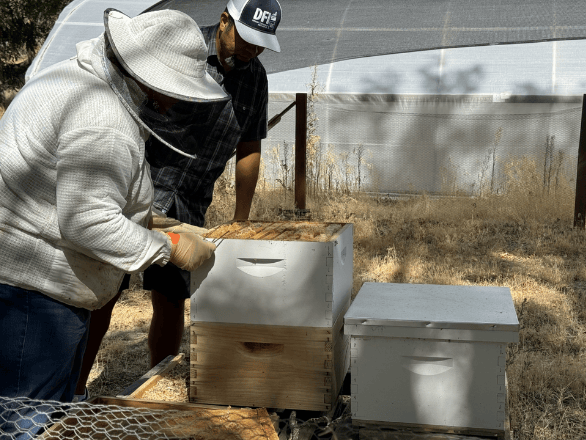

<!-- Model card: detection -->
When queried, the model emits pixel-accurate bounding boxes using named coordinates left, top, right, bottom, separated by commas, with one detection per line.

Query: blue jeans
left=0, top=283, right=91, bottom=439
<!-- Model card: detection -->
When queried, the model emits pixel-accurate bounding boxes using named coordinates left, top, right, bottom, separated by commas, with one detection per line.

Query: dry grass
left=0, top=89, right=18, bottom=119
left=88, top=153, right=586, bottom=440
left=3, top=58, right=584, bottom=438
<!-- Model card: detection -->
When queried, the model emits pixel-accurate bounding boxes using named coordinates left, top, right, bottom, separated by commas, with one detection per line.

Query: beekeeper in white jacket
left=0, top=8, right=226, bottom=432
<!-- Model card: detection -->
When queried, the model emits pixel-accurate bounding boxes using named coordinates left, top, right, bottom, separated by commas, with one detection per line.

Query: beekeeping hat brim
left=104, top=8, right=227, bottom=102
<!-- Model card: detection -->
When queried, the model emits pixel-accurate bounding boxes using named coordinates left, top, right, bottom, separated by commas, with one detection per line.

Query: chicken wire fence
left=0, top=397, right=210, bottom=440
left=0, top=397, right=356, bottom=440
left=262, top=93, right=582, bottom=197
left=0, top=396, right=495, bottom=440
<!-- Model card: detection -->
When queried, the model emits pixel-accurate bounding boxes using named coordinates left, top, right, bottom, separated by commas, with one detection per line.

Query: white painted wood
left=345, top=283, right=517, bottom=431
left=350, top=337, right=507, bottom=431
left=190, top=224, right=353, bottom=327
left=344, top=324, right=519, bottom=343
left=345, top=283, right=519, bottom=335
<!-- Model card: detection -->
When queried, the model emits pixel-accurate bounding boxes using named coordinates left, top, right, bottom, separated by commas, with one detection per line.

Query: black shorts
left=142, top=203, right=194, bottom=301
left=143, top=262, right=191, bottom=301
left=120, top=273, right=131, bottom=291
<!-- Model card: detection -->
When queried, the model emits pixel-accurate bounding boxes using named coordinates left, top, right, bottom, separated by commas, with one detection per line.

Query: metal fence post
left=574, top=94, right=586, bottom=229
left=295, top=92, right=307, bottom=210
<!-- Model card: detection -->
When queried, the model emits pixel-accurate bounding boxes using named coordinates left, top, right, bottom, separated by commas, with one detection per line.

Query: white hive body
left=344, top=282, right=519, bottom=433
left=188, top=221, right=354, bottom=411
left=190, top=221, right=353, bottom=327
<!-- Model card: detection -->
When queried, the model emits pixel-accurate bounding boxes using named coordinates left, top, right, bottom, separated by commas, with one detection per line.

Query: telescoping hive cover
left=345, top=282, right=520, bottom=342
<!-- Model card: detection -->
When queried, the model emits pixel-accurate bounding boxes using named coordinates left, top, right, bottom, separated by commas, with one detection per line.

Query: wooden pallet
left=190, top=303, right=350, bottom=412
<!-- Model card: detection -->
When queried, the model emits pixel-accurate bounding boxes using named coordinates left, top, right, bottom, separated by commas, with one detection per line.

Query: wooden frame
left=117, top=353, right=185, bottom=399
left=39, top=397, right=278, bottom=439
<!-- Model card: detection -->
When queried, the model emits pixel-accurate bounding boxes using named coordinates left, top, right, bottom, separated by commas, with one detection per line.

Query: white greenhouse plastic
left=25, top=0, right=586, bottom=196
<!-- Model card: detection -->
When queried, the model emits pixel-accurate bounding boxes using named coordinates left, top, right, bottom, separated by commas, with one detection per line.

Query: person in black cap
left=73, top=0, right=282, bottom=401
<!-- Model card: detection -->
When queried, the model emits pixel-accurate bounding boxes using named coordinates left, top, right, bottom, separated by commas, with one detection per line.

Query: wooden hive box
left=189, top=221, right=353, bottom=411
left=344, top=282, right=519, bottom=437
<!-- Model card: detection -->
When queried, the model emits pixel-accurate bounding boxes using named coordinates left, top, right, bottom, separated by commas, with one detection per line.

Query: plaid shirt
left=145, top=23, right=268, bottom=226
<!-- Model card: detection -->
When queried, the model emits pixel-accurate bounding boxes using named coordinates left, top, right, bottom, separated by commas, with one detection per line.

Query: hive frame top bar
left=205, top=220, right=350, bottom=242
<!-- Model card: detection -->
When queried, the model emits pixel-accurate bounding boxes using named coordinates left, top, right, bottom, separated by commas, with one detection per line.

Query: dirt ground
left=86, top=285, right=191, bottom=401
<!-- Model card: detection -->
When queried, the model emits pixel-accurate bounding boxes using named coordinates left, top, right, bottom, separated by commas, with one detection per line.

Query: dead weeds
left=85, top=175, right=586, bottom=440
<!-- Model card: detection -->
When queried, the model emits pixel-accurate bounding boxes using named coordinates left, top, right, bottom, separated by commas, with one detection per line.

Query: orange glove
left=166, top=231, right=216, bottom=271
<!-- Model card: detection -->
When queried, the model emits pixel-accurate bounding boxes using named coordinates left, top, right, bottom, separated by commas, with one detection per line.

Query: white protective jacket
left=0, top=36, right=171, bottom=310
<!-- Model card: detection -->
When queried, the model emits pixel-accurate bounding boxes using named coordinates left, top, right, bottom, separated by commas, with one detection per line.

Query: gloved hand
left=149, top=214, right=209, bottom=236
left=165, top=231, right=216, bottom=272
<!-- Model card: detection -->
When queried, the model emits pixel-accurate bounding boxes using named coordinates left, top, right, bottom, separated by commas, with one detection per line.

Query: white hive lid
left=345, top=282, right=519, bottom=332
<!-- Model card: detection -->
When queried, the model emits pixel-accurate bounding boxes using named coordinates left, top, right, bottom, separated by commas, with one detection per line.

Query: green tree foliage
left=0, top=0, right=70, bottom=90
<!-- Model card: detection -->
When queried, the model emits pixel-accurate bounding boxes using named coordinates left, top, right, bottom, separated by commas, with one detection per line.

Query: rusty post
left=295, top=93, right=307, bottom=210
left=574, top=95, right=586, bottom=228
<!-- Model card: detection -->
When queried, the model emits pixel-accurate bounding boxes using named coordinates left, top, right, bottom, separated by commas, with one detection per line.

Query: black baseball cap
left=226, top=0, right=281, bottom=52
